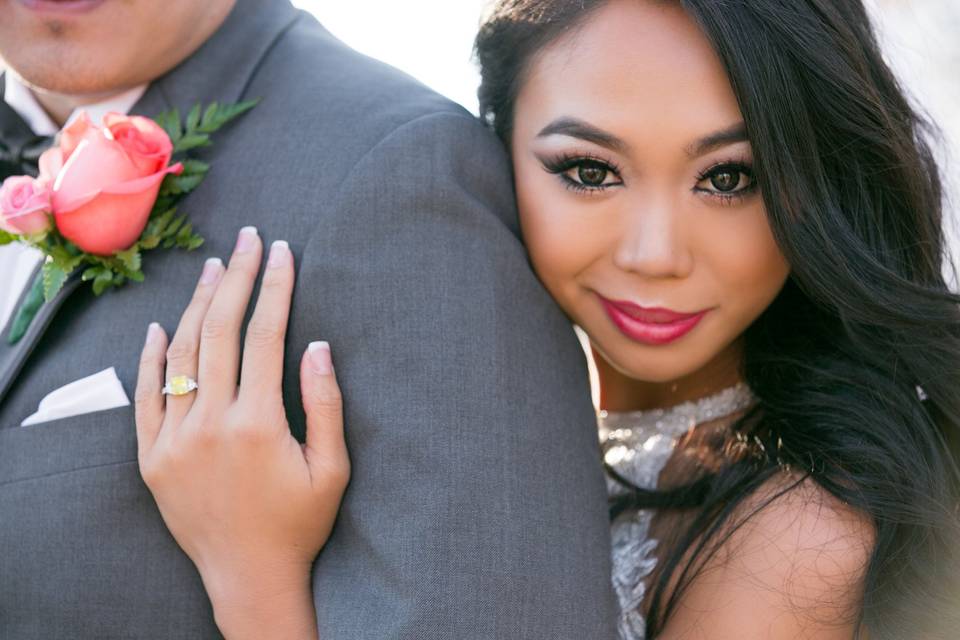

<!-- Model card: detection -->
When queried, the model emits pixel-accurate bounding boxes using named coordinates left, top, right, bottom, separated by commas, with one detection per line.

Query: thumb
left=300, top=341, right=348, bottom=477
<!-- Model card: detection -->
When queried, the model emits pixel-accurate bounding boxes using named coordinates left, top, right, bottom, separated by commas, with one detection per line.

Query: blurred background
left=297, top=0, right=960, bottom=268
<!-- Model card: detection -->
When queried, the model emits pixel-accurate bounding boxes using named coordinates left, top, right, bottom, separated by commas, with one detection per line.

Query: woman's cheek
left=701, top=203, right=789, bottom=320
left=521, top=196, right=598, bottom=291
left=517, top=174, right=571, bottom=274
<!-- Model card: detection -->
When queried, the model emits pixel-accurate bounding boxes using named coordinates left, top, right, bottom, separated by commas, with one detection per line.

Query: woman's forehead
left=517, top=1, right=744, bottom=151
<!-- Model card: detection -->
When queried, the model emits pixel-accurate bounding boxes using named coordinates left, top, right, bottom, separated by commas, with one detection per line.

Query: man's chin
left=5, top=58, right=130, bottom=99
left=0, top=1, right=123, bottom=91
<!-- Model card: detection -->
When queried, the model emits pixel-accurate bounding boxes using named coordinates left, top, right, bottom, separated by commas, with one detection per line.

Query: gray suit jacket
left=0, top=1, right=617, bottom=637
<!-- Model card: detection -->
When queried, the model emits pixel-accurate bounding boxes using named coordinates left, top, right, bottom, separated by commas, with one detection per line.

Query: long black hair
left=475, top=1, right=960, bottom=637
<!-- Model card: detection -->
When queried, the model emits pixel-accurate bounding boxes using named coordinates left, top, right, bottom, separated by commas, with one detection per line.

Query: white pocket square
left=21, top=367, right=131, bottom=427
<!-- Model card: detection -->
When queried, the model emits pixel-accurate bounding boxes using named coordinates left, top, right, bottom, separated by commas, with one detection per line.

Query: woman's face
left=511, top=0, right=790, bottom=387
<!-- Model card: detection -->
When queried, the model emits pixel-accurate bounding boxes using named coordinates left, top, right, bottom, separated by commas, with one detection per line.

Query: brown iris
left=710, top=170, right=740, bottom=192
left=578, top=162, right=609, bottom=186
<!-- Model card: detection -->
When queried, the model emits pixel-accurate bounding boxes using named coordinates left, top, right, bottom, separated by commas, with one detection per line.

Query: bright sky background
left=294, top=0, right=489, bottom=115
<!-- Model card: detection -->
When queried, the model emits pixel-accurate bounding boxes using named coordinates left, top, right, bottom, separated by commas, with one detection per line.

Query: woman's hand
left=134, top=226, right=350, bottom=639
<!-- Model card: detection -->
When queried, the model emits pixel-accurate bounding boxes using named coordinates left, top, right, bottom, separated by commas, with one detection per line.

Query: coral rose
left=41, top=111, right=182, bottom=255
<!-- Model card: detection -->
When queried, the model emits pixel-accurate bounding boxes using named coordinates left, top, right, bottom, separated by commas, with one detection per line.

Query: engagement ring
left=162, top=375, right=199, bottom=396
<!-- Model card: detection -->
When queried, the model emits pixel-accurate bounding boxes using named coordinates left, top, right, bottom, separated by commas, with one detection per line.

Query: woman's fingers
left=300, top=342, right=349, bottom=486
left=198, top=226, right=263, bottom=405
left=239, top=240, right=295, bottom=399
left=135, top=322, right=169, bottom=462
left=164, top=257, right=225, bottom=424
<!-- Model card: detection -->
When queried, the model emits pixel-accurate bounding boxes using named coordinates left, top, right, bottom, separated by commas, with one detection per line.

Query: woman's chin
left=595, top=343, right=705, bottom=385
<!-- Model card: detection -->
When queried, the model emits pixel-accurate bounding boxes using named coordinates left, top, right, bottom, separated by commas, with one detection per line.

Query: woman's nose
left=612, top=198, right=693, bottom=279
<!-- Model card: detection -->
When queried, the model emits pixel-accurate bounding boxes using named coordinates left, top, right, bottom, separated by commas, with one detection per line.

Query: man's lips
left=597, top=295, right=711, bottom=346
left=17, top=0, right=107, bottom=15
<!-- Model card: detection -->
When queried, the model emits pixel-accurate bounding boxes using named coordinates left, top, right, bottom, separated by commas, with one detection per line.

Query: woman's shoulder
left=728, top=473, right=876, bottom=575
left=659, top=473, right=875, bottom=639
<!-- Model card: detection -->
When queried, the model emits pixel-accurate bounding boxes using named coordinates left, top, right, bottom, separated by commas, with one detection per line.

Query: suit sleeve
left=294, top=111, right=618, bottom=639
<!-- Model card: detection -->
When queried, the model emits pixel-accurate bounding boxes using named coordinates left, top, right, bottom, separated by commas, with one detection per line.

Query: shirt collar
left=3, top=72, right=148, bottom=136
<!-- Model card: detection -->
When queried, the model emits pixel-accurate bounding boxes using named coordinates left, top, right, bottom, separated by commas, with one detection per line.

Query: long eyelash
left=694, top=159, right=755, bottom=183
left=712, top=192, right=748, bottom=206
left=541, top=152, right=622, bottom=174
left=540, top=152, right=623, bottom=193
left=561, top=180, right=596, bottom=195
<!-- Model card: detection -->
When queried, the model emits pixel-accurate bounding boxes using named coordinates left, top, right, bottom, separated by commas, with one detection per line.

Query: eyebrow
left=536, top=117, right=629, bottom=153
left=686, top=123, right=749, bottom=157
left=536, top=117, right=750, bottom=159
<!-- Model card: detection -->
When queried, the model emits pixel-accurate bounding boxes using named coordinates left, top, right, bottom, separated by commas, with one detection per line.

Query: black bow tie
left=0, top=135, right=53, bottom=181
left=0, top=99, right=55, bottom=181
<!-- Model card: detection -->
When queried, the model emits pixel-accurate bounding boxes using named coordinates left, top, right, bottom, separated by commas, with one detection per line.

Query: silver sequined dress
left=598, top=384, right=755, bottom=640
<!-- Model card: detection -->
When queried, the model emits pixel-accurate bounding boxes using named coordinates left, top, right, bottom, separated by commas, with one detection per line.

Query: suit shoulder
left=249, top=11, right=470, bottom=135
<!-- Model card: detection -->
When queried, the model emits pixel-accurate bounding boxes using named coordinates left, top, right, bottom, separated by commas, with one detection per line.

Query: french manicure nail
left=235, top=226, right=258, bottom=254
left=200, top=257, right=223, bottom=284
left=308, top=341, right=333, bottom=375
left=268, top=240, right=289, bottom=268
left=146, top=322, right=162, bottom=346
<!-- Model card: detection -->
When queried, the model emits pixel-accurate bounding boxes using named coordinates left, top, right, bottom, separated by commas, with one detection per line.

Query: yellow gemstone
left=169, top=375, right=192, bottom=396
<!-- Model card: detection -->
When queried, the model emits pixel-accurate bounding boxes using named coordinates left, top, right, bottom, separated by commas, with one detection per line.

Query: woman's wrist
left=203, top=564, right=317, bottom=640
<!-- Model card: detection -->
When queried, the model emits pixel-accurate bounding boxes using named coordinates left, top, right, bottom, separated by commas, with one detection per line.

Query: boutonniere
left=0, top=100, right=257, bottom=344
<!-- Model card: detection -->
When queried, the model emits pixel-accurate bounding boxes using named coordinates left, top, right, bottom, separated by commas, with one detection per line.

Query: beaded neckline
left=599, top=382, right=756, bottom=640
left=599, top=382, right=756, bottom=444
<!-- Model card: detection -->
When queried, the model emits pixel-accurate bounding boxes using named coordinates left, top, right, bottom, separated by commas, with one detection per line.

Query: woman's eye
left=575, top=163, right=608, bottom=186
left=540, top=154, right=624, bottom=193
left=563, top=160, right=621, bottom=189
left=710, top=170, right=741, bottom=192
left=696, top=164, right=755, bottom=195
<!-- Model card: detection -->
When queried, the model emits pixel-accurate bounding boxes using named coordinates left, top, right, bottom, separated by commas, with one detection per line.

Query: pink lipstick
left=598, top=295, right=709, bottom=346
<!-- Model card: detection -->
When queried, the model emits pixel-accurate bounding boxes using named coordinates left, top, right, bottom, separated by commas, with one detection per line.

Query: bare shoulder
left=727, top=474, right=876, bottom=590
left=659, top=474, right=875, bottom=639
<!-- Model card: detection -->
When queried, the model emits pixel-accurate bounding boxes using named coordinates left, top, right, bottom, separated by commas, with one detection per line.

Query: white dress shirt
left=0, top=72, right=147, bottom=333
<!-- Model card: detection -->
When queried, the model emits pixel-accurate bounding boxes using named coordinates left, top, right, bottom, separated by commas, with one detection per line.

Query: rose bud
left=0, top=175, right=53, bottom=235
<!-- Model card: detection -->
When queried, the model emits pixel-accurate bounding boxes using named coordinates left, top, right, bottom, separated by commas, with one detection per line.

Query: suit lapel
left=131, top=0, right=300, bottom=118
left=0, top=269, right=83, bottom=406
left=0, top=0, right=302, bottom=407
left=0, top=77, right=58, bottom=405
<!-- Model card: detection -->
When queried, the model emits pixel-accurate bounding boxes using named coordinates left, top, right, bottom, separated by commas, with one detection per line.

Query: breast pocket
left=0, top=404, right=224, bottom=639
left=0, top=405, right=138, bottom=486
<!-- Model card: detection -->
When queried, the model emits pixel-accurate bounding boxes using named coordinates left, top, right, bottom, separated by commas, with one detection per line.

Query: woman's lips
left=598, top=295, right=710, bottom=346
left=17, top=0, right=107, bottom=15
